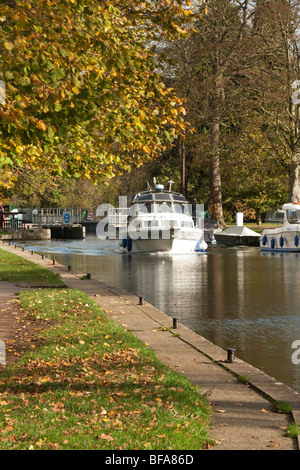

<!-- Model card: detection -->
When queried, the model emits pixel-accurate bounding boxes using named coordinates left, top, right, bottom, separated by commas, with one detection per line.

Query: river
left=17, top=235, right=300, bottom=394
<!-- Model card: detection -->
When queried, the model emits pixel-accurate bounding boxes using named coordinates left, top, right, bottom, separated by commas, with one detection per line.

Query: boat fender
left=295, top=235, right=299, bottom=247
left=280, top=236, right=284, bottom=247
left=271, top=238, right=275, bottom=249
left=262, top=235, right=267, bottom=246
left=127, top=237, right=132, bottom=252
left=122, top=238, right=127, bottom=249
left=195, top=240, right=208, bottom=252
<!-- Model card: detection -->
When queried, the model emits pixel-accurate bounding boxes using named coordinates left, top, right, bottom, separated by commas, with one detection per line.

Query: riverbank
left=1, top=242, right=300, bottom=450
left=0, top=248, right=211, bottom=451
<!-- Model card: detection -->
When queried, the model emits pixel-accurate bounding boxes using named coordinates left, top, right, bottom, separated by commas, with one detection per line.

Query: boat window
left=172, top=195, right=187, bottom=202
left=146, top=220, right=159, bottom=227
left=287, top=210, right=300, bottom=224
left=181, top=221, right=193, bottom=228
left=129, top=203, right=156, bottom=215
left=174, top=203, right=190, bottom=215
left=135, top=194, right=153, bottom=202
left=153, top=193, right=172, bottom=201
left=158, top=202, right=173, bottom=213
left=129, top=203, right=146, bottom=216
left=143, top=203, right=156, bottom=213
left=160, top=219, right=179, bottom=228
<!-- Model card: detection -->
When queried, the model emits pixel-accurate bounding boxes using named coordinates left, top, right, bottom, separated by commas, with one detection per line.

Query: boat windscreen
left=287, top=210, right=300, bottom=224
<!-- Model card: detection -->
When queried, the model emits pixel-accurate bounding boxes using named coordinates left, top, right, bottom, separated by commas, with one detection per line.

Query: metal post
left=172, top=318, right=178, bottom=329
left=138, top=296, right=144, bottom=305
left=226, top=348, right=236, bottom=363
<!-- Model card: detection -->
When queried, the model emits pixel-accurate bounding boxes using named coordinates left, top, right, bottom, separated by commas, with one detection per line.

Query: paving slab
left=0, top=242, right=300, bottom=450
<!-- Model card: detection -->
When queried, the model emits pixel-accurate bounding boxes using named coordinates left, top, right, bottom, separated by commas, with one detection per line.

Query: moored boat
left=214, top=225, right=261, bottom=247
left=260, top=203, right=300, bottom=252
left=214, top=212, right=260, bottom=247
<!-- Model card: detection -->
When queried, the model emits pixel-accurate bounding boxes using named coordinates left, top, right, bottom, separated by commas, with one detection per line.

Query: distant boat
left=121, top=182, right=207, bottom=254
left=260, top=203, right=300, bottom=252
left=214, top=213, right=260, bottom=247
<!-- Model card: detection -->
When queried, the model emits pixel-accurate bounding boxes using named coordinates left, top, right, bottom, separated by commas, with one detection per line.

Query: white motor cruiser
left=121, top=182, right=207, bottom=254
left=260, top=203, right=300, bottom=252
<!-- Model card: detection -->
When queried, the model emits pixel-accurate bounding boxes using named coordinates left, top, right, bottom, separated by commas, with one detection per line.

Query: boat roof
left=132, top=190, right=188, bottom=204
left=282, top=203, right=300, bottom=211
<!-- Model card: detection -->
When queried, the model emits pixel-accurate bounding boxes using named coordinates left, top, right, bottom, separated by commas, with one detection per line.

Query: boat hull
left=123, top=228, right=206, bottom=254
left=214, top=234, right=260, bottom=247
left=260, top=227, right=300, bottom=252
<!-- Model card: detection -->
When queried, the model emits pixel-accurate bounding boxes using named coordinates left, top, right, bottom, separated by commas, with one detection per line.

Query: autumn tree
left=0, top=0, right=194, bottom=189
left=163, top=0, right=253, bottom=225
left=250, top=0, right=300, bottom=202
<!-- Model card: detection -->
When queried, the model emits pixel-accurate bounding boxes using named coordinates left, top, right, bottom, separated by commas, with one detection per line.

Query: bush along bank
left=0, top=288, right=212, bottom=450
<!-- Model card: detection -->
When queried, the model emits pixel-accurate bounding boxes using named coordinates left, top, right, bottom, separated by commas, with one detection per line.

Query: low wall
left=49, top=225, right=86, bottom=239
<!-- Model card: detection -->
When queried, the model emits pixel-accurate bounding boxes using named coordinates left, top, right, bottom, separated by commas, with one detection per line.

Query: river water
left=17, top=235, right=300, bottom=393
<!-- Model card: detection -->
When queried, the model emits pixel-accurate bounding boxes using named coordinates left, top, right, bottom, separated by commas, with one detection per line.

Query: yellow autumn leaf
left=37, top=120, right=47, bottom=132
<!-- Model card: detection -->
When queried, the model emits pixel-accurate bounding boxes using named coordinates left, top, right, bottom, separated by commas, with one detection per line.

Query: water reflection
left=18, top=236, right=300, bottom=393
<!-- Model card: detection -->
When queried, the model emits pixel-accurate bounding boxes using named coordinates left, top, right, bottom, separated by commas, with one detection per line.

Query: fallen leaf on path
left=267, top=442, right=280, bottom=448
left=217, top=409, right=226, bottom=413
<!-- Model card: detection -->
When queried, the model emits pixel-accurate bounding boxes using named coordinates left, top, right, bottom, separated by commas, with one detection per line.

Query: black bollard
left=226, top=348, right=236, bottom=363
left=138, top=296, right=144, bottom=305
left=172, top=318, right=178, bottom=329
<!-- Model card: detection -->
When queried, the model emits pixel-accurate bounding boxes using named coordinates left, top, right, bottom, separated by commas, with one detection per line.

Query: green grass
left=0, top=288, right=212, bottom=450
left=286, top=423, right=299, bottom=438
left=237, top=375, right=250, bottom=385
left=0, top=248, right=63, bottom=285
left=272, top=400, right=293, bottom=414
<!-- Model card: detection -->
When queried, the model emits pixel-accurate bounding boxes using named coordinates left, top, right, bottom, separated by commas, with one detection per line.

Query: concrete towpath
left=1, top=242, right=300, bottom=450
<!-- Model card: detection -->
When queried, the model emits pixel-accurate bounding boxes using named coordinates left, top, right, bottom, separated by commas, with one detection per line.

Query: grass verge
left=0, top=288, right=212, bottom=450
left=0, top=248, right=63, bottom=285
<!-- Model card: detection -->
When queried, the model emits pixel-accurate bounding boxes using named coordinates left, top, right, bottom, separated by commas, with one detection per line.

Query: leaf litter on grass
left=0, top=288, right=212, bottom=450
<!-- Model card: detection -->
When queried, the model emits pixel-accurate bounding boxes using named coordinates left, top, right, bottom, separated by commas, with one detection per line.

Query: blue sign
left=63, top=212, right=71, bottom=224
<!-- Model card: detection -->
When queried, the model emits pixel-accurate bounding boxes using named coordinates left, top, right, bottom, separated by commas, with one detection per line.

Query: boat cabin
left=131, top=191, right=190, bottom=214
left=128, top=190, right=196, bottom=229
left=282, top=203, right=300, bottom=225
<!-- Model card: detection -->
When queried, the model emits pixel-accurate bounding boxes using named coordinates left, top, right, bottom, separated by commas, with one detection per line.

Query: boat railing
left=108, top=208, right=129, bottom=227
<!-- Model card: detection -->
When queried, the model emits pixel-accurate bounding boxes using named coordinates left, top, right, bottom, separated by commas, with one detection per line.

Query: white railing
left=36, top=208, right=87, bottom=225
left=108, top=208, right=129, bottom=227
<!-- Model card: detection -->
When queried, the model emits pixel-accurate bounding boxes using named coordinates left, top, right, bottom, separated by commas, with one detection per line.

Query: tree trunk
left=255, top=208, right=262, bottom=225
left=209, top=117, right=224, bottom=220
left=288, top=158, right=300, bottom=202
left=208, top=62, right=227, bottom=228
left=179, top=138, right=187, bottom=197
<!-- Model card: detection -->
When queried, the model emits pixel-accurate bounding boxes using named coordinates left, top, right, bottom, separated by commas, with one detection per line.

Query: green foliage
left=0, top=0, right=194, bottom=184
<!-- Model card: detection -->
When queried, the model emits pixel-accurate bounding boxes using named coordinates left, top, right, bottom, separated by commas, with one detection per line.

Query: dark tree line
left=162, top=0, right=300, bottom=223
